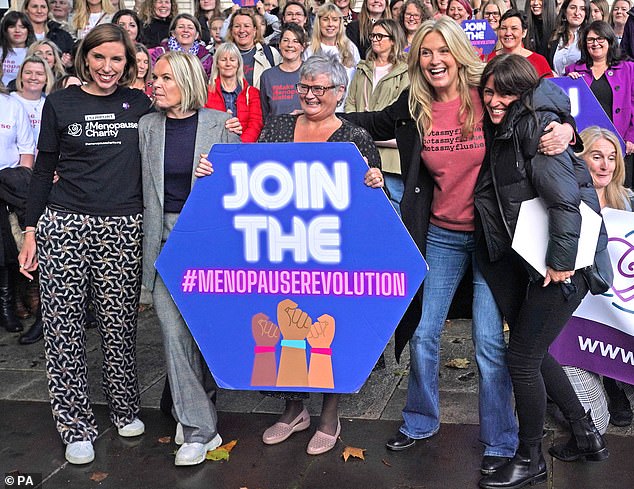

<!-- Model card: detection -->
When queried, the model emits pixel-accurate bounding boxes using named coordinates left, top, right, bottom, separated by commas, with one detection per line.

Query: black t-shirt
left=26, top=85, right=152, bottom=226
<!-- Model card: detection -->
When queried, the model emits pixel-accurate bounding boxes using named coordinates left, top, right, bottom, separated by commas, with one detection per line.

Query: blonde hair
left=72, top=0, right=115, bottom=32
left=408, top=17, right=484, bottom=139
left=16, top=55, right=55, bottom=94
left=27, top=40, right=66, bottom=79
left=211, top=42, right=245, bottom=90
left=155, top=51, right=207, bottom=112
left=227, top=8, right=264, bottom=46
left=310, top=3, right=356, bottom=68
left=578, top=126, right=632, bottom=210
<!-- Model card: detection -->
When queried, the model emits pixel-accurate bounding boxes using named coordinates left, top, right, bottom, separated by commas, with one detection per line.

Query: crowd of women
left=1, top=0, right=633, bottom=487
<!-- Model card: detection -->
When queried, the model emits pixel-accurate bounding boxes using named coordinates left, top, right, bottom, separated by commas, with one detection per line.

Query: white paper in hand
left=511, top=198, right=602, bottom=277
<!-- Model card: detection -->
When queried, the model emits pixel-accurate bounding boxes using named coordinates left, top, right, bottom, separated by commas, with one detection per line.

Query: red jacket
left=204, top=77, right=263, bottom=143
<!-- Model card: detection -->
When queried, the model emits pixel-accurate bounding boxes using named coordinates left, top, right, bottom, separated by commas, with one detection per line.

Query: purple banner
left=550, top=316, right=634, bottom=384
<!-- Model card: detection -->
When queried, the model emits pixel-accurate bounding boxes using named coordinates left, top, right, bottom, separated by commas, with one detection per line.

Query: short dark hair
left=74, top=23, right=137, bottom=87
left=499, top=8, right=528, bottom=30
left=580, top=20, right=624, bottom=66
left=280, top=22, right=307, bottom=47
left=1, top=12, right=36, bottom=64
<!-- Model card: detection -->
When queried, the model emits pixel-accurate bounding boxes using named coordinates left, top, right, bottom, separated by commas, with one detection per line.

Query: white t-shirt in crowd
left=0, top=93, right=36, bottom=170
left=1, top=47, right=28, bottom=86
left=10, top=92, right=45, bottom=146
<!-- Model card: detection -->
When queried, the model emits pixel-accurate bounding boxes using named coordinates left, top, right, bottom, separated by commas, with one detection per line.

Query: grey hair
left=300, top=53, right=348, bottom=90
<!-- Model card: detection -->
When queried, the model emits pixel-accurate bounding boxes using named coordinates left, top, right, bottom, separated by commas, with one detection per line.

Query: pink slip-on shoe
left=262, top=408, right=311, bottom=445
left=306, top=419, right=341, bottom=455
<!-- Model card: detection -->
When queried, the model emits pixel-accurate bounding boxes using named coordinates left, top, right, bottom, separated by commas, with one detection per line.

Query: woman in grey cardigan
left=139, top=50, right=240, bottom=466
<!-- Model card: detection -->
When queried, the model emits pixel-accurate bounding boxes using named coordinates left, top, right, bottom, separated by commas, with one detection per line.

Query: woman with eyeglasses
left=281, top=1, right=311, bottom=36
left=346, top=19, right=408, bottom=214
left=400, top=0, right=430, bottom=51
left=566, top=20, right=634, bottom=184
left=524, top=0, right=558, bottom=58
left=196, top=53, right=382, bottom=456
left=481, top=0, right=509, bottom=31
left=346, top=0, right=392, bottom=60
left=259, top=23, right=306, bottom=122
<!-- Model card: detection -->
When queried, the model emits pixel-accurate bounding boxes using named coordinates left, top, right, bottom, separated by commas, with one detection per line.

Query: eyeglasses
left=483, top=10, right=500, bottom=17
left=405, top=13, right=422, bottom=20
left=370, top=33, right=392, bottom=41
left=296, top=83, right=337, bottom=96
left=586, top=36, right=607, bottom=45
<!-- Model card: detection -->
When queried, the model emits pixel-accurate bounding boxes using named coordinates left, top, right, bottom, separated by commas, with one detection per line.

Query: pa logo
left=68, top=123, right=82, bottom=137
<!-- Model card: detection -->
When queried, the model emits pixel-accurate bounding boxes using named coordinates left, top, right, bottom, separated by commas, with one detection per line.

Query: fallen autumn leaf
left=342, top=446, right=366, bottom=462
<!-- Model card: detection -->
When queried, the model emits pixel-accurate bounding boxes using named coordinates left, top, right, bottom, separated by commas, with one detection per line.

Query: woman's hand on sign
left=195, top=154, right=214, bottom=178
left=364, top=167, right=384, bottom=188
left=567, top=71, right=582, bottom=79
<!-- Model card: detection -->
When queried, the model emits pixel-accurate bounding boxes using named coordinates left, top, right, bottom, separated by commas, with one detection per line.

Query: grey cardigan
left=139, top=108, right=241, bottom=291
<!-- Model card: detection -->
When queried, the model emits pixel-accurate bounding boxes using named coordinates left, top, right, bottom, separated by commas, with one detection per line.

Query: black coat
left=46, top=20, right=74, bottom=54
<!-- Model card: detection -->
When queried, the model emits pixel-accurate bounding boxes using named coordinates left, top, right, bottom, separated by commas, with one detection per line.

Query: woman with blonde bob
left=140, top=50, right=240, bottom=467
left=304, top=3, right=360, bottom=106
left=72, top=0, right=115, bottom=39
left=27, top=40, right=66, bottom=81
left=343, top=16, right=576, bottom=475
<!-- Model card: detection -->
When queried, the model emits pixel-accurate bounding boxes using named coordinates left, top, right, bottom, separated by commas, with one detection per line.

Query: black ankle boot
left=604, top=377, right=633, bottom=427
left=0, top=266, right=23, bottom=332
left=548, top=410, right=609, bottom=462
left=19, top=306, right=43, bottom=345
left=479, top=443, right=547, bottom=489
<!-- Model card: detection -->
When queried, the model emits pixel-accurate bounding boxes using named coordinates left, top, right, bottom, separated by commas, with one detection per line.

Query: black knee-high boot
left=0, top=266, right=23, bottom=332
left=479, top=442, right=547, bottom=489
left=548, top=410, right=609, bottom=462
left=19, top=304, right=43, bottom=344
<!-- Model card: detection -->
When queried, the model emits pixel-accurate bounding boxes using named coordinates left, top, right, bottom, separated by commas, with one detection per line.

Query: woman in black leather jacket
left=477, top=54, right=610, bottom=489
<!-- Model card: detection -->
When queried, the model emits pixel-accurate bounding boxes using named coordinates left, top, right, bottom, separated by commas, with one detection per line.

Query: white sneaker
left=65, top=441, right=95, bottom=465
left=174, top=434, right=222, bottom=466
left=175, top=422, right=184, bottom=446
left=118, top=417, right=145, bottom=437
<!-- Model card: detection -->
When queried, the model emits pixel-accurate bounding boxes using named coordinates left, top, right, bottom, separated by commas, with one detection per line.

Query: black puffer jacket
left=476, top=79, right=607, bottom=278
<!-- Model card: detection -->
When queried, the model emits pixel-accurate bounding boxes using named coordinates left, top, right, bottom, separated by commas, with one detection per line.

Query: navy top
left=164, top=112, right=198, bottom=213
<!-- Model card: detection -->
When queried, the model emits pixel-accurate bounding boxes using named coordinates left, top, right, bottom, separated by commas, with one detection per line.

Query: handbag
left=580, top=246, right=614, bottom=295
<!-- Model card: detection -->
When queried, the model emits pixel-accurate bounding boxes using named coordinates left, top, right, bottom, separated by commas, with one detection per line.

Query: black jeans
left=506, top=273, right=589, bottom=444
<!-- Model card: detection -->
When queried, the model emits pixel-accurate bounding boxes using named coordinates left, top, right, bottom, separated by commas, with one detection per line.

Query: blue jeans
left=401, top=224, right=518, bottom=457
left=383, top=172, right=404, bottom=217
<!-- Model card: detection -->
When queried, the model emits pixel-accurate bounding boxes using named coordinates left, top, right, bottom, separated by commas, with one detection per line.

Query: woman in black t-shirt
left=18, top=24, right=152, bottom=466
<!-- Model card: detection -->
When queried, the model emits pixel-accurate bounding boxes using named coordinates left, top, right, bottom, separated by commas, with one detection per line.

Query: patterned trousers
left=37, top=208, right=143, bottom=444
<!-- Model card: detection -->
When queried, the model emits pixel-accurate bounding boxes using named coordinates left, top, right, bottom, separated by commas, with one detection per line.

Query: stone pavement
left=0, top=309, right=632, bottom=489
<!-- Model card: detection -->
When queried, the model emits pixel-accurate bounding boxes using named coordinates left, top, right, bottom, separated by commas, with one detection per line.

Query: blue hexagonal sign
left=155, top=143, right=428, bottom=393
